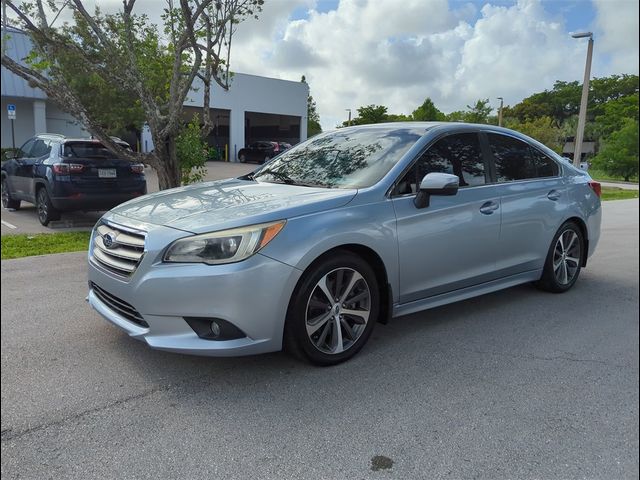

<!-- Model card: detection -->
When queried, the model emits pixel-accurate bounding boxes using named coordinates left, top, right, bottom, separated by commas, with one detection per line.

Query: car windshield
left=252, top=126, right=425, bottom=188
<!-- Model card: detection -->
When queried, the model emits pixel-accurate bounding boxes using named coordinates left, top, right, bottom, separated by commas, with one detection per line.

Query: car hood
left=110, top=178, right=357, bottom=233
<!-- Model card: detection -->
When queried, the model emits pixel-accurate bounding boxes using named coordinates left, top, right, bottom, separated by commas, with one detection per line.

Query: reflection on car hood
left=111, top=178, right=357, bottom=233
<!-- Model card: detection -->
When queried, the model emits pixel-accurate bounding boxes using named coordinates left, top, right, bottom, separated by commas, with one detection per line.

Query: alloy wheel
left=553, top=229, right=581, bottom=285
left=305, top=267, right=371, bottom=354
left=37, top=190, right=48, bottom=224
left=1, top=180, right=8, bottom=208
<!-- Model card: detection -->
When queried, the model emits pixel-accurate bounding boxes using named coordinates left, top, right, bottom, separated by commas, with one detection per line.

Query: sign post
left=7, top=104, right=16, bottom=149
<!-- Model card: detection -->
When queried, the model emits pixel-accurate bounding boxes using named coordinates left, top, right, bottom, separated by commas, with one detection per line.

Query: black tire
left=535, top=221, right=584, bottom=293
left=1, top=177, right=20, bottom=210
left=261, top=156, right=271, bottom=165
left=284, top=251, right=380, bottom=366
left=36, top=187, right=60, bottom=226
left=238, top=152, right=247, bottom=163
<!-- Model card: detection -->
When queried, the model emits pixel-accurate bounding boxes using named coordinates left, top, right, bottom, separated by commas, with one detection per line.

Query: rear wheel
left=262, top=155, right=271, bottom=164
left=1, top=177, right=20, bottom=210
left=36, top=187, right=60, bottom=226
left=535, top=222, right=584, bottom=293
left=284, top=252, right=379, bottom=366
left=238, top=152, right=247, bottom=163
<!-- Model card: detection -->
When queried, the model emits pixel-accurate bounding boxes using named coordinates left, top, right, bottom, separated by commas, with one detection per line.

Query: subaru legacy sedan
left=87, top=123, right=601, bottom=365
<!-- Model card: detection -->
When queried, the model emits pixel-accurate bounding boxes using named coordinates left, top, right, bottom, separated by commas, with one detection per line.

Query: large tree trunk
left=149, top=133, right=182, bottom=190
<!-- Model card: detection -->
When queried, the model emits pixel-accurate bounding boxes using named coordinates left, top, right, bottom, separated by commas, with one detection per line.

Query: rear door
left=392, top=132, right=503, bottom=304
left=484, top=132, right=565, bottom=276
left=23, top=138, right=52, bottom=201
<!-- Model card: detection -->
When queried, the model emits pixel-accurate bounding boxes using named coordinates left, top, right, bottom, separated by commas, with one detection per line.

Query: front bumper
left=87, top=215, right=302, bottom=357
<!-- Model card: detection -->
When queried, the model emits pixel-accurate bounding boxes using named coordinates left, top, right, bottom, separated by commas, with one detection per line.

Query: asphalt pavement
left=1, top=199, right=638, bottom=479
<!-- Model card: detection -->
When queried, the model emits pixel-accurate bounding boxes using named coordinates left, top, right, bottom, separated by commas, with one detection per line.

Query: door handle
left=547, top=190, right=561, bottom=201
left=479, top=201, right=499, bottom=215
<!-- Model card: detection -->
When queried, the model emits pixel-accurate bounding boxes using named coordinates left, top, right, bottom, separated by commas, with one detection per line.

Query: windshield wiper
left=255, top=169, right=296, bottom=184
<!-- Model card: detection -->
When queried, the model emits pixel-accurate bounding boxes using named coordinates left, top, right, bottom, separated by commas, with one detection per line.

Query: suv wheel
left=284, top=252, right=379, bottom=366
left=36, top=187, right=60, bottom=226
left=1, top=177, right=20, bottom=210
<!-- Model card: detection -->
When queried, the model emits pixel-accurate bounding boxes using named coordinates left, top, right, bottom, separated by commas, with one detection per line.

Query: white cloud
left=593, top=0, right=639, bottom=74
left=228, top=0, right=639, bottom=130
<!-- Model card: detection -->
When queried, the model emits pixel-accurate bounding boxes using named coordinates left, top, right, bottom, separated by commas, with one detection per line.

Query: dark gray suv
left=2, top=134, right=147, bottom=225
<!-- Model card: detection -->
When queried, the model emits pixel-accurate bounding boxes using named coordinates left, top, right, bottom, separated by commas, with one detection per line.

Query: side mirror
left=414, top=172, right=459, bottom=209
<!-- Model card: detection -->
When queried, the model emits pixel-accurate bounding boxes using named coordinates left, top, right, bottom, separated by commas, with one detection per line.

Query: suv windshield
left=252, top=126, right=425, bottom=188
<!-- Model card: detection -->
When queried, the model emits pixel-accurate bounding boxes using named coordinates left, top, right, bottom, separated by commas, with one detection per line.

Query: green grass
left=601, top=186, right=639, bottom=201
left=589, top=168, right=638, bottom=183
left=1, top=231, right=92, bottom=260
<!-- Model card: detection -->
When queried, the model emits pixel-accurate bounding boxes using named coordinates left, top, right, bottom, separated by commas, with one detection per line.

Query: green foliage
left=594, top=93, right=639, bottom=139
left=591, top=119, right=639, bottom=182
left=412, top=98, right=445, bottom=121
left=176, top=115, right=208, bottom=185
left=504, top=116, right=564, bottom=152
left=301, top=77, right=322, bottom=137
left=1, top=232, right=92, bottom=259
left=1, top=148, right=18, bottom=162
left=463, top=99, right=493, bottom=124
left=353, top=104, right=389, bottom=125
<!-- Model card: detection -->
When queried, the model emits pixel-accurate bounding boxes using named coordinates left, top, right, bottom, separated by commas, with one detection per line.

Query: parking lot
left=1, top=199, right=638, bottom=479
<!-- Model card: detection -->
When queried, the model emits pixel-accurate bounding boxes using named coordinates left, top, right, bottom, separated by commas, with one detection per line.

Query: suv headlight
left=163, top=220, right=286, bottom=265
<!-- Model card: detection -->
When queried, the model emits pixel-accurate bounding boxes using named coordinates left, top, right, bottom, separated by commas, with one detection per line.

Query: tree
left=464, top=99, right=493, bottom=124
left=1, top=0, right=263, bottom=189
left=411, top=98, right=445, bottom=121
left=591, top=119, right=639, bottom=181
left=353, top=104, right=389, bottom=125
left=301, top=75, right=322, bottom=137
left=594, top=93, right=639, bottom=139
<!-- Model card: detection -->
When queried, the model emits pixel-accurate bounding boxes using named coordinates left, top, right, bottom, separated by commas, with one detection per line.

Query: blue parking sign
left=7, top=104, right=16, bottom=119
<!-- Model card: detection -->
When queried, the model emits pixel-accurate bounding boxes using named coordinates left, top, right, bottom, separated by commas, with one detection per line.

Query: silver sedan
left=87, top=122, right=602, bottom=365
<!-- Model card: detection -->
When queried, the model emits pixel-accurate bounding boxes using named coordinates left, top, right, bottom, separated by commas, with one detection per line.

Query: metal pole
left=346, top=109, right=351, bottom=127
left=497, top=97, right=504, bottom=127
left=11, top=118, right=15, bottom=149
left=573, top=36, right=593, bottom=167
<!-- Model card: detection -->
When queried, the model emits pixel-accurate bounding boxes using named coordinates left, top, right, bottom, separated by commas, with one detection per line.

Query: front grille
left=91, top=282, right=149, bottom=327
left=92, top=222, right=145, bottom=277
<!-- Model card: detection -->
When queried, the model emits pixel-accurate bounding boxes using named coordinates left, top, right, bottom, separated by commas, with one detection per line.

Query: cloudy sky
left=30, top=0, right=640, bottom=129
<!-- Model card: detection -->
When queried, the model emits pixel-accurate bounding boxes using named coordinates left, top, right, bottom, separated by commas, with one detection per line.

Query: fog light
left=210, top=321, right=221, bottom=338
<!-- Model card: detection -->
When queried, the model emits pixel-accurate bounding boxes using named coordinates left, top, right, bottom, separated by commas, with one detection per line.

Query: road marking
left=1, top=220, right=17, bottom=229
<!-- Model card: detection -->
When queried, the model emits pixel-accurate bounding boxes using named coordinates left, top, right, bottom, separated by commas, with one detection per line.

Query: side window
left=30, top=139, right=52, bottom=158
left=488, top=134, right=537, bottom=182
left=17, top=138, right=37, bottom=158
left=529, top=147, right=559, bottom=178
left=395, top=133, right=485, bottom=195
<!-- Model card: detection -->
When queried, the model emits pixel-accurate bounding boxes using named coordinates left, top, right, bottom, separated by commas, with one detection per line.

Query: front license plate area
left=98, top=168, right=117, bottom=178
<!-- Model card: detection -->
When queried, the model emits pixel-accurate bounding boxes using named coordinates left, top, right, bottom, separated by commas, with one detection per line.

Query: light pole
left=572, top=31, right=594, bottom=167
left=346, top=109, right=352, bottom=127
left=497, top=97, right=504, bottom=127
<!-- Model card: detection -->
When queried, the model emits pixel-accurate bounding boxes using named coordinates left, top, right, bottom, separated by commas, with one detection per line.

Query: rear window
left=63, top=142, right=129, bottom=159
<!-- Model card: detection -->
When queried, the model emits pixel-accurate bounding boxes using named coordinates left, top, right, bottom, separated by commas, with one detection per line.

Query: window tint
left=395, top=133, right=485, bottom=195
left=529, top=147, right=559, bottom=177
left=489, top=134, right=538, bottom=182
left=63, top=142, right=119, bottom=159
left=17, top=138, right=36, bottom=158
left=30, top=139, right=51, bottom=158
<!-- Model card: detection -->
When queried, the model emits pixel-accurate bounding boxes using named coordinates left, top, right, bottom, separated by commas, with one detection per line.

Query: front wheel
left=284, top=252, right=380, bottom=366
left=535, top=222, right=584, bottom=293
left=1, top=177, right=20, bottom=210
left=36, top=187, right=60, bottom=226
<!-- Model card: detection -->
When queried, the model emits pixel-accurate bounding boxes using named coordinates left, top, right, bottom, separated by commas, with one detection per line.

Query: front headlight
left=163, top=220, right=286, bottom=265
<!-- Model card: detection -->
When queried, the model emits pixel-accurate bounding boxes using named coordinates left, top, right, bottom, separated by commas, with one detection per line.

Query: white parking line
left=1, top=220, right=18, bottom=229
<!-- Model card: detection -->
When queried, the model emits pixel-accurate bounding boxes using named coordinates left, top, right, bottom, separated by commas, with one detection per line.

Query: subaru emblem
left=103, top=232, right=116, bottom=249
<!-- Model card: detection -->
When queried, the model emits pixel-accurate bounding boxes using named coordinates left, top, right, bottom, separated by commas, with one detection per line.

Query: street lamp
left=497, top=97, right=504, bottom=127
left=571, top=31, right=594, bottom=167
left=346, top=109, right=352, bottom=127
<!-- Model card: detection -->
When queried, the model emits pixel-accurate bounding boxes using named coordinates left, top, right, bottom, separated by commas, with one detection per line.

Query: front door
left=392, top=132, right=502, bottom=304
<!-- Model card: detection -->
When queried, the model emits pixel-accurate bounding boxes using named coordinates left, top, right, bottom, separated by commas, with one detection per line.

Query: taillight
left=588, top=181, right=602, bottom=198
left=272, top=142, right=280, bottom=152
left=52, top=163, right=84, bottom=174
left=130, top=163, right=145, bottom=174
